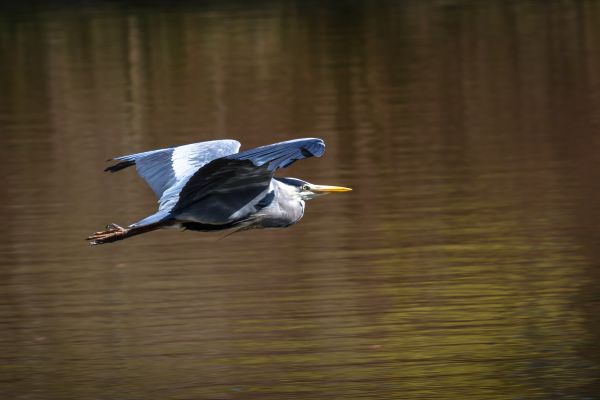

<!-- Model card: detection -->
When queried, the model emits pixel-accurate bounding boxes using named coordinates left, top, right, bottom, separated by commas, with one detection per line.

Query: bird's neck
left=270, top=180, right=305, bottom=226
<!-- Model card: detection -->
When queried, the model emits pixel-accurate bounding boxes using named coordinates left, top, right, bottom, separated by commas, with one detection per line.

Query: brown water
left=2, top=1, right=600, bottom=399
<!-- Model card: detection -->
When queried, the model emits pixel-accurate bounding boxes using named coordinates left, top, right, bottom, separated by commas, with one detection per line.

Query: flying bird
left=87, top=138, right=351, bottom=245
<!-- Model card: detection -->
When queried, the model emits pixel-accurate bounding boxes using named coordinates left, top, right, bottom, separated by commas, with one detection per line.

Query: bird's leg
left=86, top=223, right=130, bottom=245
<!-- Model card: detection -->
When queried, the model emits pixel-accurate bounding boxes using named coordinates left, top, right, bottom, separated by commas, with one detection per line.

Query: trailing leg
left=86, top=222, right=164, bottom=245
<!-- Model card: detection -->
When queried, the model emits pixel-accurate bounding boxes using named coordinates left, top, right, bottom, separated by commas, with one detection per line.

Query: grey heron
left=87, top=138, right=351, bottom=245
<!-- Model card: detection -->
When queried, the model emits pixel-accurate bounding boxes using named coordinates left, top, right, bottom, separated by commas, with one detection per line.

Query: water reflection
left=1, top=1, right=599, bottom=398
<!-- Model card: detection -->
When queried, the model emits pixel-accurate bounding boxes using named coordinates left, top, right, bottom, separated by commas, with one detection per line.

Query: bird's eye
left=302, top=184, right=311, bottom=191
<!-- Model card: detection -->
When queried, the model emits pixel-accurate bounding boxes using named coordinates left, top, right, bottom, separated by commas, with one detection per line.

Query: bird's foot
left=86, top=223, right=129, bottom=245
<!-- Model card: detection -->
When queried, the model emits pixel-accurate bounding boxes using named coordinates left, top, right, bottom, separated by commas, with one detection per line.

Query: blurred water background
left=1, top=1, right=600, bottom=399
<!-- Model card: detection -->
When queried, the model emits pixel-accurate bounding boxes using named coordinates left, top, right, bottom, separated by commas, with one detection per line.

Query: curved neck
left=266, top=179, right=305, bottom=227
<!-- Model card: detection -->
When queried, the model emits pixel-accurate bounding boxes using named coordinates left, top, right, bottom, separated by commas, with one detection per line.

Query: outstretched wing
left=229, top=137, right=325, bottom=170
left=105, top=140, right=241, bottom=198
left=165, top=138, right=325, bottom=224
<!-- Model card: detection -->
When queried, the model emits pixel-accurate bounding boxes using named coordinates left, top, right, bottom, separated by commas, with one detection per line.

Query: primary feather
left=106, top=140, right=241, bottom=198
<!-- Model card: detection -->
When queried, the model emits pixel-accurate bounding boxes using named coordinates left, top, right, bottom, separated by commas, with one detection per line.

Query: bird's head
left=277, top=177, right=352, bottom=201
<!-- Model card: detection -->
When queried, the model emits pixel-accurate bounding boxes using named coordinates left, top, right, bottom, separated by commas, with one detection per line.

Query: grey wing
left=167, top=138, right=326, bottom=225
left=104, top=139, right=241, bottom=198
left=229, top=137, right=325, bottom=170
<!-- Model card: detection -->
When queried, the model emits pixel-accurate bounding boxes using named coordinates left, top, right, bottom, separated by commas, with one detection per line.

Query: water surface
left=1, top=1, right=600, bottom=399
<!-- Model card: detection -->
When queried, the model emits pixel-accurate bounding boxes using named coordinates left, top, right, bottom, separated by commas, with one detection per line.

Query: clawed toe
left=106, top=223, right=123, bottom=230
left=86, top=223, right=129, bottom=245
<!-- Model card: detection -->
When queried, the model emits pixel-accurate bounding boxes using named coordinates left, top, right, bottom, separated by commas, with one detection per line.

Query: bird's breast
left=258, top=198, right=305, bottom=228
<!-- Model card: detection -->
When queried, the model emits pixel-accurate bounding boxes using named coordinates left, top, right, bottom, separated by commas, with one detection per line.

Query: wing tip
left=304, top=137, right=325, bottom=157
left=104, top=160, right=135, bottom=173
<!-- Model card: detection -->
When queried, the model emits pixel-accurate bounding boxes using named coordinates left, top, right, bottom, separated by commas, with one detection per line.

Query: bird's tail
left=86, top=222, right=162, bottom=245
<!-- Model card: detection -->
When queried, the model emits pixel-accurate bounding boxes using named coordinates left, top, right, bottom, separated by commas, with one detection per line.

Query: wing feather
left=228, top=137, right=325, bottom=170
left=104, top=140, right=241, bottom=198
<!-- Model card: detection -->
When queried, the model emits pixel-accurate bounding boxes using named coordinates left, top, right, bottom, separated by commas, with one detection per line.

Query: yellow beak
left=310, top=184, right=353, bottom=193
